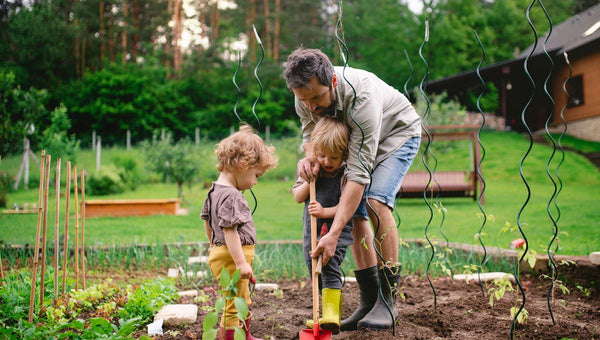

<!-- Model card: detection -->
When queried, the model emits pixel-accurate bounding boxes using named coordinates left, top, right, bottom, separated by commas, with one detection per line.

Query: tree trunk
left=81, top=36, right=86, bottom=77
left=274, top=0, right=280, bottom=61
left=166, top=0, right=172, bottom=73
left=199, top=0, right=206, bottom=52
left=108, top=3, right=115, bottom=62
left=173, top=0, right=182, bottom=76
left=122, top=1, right=128, bottom=64
left=263, top=0, right=271, bottom=58
left=132, top=0, right=140, bottom=61
left=99, top=1, right=105, bottom=62
left=74, top=0, right=80, bottom=77
left=247, top=0, right=256, bottom=63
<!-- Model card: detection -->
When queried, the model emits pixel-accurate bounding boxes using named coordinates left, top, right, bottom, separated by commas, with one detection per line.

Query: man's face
left=292, top=75, right=337, bottom=116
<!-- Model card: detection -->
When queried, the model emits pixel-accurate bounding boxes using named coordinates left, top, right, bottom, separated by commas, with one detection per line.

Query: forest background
left=1, top=0, right=598, bottom=155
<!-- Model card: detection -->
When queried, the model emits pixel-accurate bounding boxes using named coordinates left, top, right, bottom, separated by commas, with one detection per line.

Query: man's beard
left=320, top=101, right=336, bottom=117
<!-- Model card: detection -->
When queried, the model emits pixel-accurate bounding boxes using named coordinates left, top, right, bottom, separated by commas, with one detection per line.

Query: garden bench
left=84, top=198, right=181, bottom=218
left=398, top=125, right=484, bottom=204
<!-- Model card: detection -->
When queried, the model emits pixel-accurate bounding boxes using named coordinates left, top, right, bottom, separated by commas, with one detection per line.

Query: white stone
left=343, top=277, right=357, bottom=283
left=154, top=304, right=198, bottom=325
left=167, top=268, right=179, bottom=278
left=183, top=271, right=208, bottom=279
left=453, top=272, right=515, bottom=283
left=590, top=252, right=600, bottom=265
left=177, top=290, right=198, bottom=298
left=187, top=256, right=208, bottom=264
left=254, top=283, right=279, bottom=291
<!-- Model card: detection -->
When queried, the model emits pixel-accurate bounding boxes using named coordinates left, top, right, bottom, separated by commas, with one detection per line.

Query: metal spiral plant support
left=554, top=51, right=571, bottom=237
left=232, top=51, right=243, bottom=123
left=538, top=0, right=558, bottom=324
left=403, top=49, right=414, bottom=100
left=392, top=49, right=416, bottom=229
left=473, top=29, right=488, bottom=297
left=231, top=43, right=258, bottom=214
left=418, top=19, right=437, bottom=310
left=251, top=25, right=264, bottom=128
left=510, top=1, right=537, bottom=338
left=335, top=0, right=397, bottom=333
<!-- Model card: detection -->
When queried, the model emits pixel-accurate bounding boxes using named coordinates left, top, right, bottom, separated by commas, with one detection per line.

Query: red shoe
left=218, top=327, right=235, bottom=340
left=244, top=317, right=264, bottom=340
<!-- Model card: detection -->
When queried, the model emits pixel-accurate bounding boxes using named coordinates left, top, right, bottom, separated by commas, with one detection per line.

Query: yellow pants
left=208, top=244, right=255, bottom=328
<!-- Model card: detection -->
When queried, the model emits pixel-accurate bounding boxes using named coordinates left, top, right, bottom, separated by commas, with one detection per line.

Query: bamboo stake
left=80, top=169, right=86, bottom=289
left=54, top=158, right=61, bottom=297
left=73, top=166, right=79, bottom=289
left=61, top=161, right=71, bottom=296
left=28, top=150, right=45, bottom=323
left=39, top=154, right=51, bottom=305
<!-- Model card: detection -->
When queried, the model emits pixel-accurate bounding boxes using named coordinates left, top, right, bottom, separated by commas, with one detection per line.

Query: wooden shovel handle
left=309, top=180, right=319, bottom=327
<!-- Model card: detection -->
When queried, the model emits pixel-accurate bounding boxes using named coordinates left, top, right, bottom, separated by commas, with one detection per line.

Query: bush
left=111, top=155, right=141, bottom=191
left=86, top=166, right=125, bottom=196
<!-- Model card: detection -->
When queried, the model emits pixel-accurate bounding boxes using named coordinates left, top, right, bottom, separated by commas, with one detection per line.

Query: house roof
left=520, top=3, right=600, bottom=57
left=427, top=3, right=600, bottom=89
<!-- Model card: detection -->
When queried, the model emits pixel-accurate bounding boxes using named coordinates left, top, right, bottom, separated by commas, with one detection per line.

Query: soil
left=146, top=257, right=600, bottom=340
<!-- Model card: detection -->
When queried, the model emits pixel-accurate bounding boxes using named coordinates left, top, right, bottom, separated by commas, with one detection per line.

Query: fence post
left=161, top=128, right=166, bottom=141
left=92, top=130, right=96, bottom=151
left=127, top=130, right=131, bottom=150
left=96, top=136, right=101, bottom=172
left=230, top=126, right=234, bottom=135
left=266, top=125, right=270, bottom=142
left=195, top=127, right=200, bottom=146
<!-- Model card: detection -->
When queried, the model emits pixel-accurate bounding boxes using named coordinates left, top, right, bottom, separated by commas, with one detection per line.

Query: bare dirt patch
left=150, top=259, right=600, bottom=339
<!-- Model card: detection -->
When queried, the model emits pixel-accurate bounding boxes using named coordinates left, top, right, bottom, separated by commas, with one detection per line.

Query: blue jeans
left=354, top=136, right=421, bottom=218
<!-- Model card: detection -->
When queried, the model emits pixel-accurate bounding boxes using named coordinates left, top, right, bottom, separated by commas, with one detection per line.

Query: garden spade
left=300, top=180, right=332, bottom=340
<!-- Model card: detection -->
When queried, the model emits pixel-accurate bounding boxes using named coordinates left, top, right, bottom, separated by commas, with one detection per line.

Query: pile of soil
left=157, top=259, right=600, bottom=339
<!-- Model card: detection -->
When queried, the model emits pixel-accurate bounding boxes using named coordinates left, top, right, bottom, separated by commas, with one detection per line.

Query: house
left=426, top=3, right=600, bottom=142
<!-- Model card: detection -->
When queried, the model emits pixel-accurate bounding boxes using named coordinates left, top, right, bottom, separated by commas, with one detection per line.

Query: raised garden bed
left=84, top=199, right=181, bottom=218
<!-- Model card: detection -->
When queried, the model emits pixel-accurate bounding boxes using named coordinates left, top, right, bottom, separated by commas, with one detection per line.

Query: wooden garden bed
left=84, top=199, right=181, bottom=218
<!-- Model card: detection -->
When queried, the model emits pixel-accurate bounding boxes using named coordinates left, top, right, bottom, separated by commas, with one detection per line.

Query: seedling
left=202, top=268, right=249, bottom=340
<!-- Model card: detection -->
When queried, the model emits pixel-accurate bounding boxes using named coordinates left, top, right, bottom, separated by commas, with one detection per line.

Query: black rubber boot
left=340, top=266, right=379, bottom=331
left=356, top=265, right=401, bottom=330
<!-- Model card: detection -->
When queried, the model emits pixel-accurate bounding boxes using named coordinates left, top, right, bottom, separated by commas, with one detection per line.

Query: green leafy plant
left=87, top=165, right=126, bottom=195
left=202, top=268, right=249, bottom=340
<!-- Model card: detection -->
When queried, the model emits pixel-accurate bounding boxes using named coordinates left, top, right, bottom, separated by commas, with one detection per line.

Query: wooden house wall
left=552, top=48, right=600, bottom=124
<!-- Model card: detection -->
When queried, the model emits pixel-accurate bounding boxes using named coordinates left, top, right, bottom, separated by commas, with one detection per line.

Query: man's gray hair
left=284, top=48, right=334, bottom=90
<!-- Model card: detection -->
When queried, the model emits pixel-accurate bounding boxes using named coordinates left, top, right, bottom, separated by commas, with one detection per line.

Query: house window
left=566, top=75, right=584, bottom=107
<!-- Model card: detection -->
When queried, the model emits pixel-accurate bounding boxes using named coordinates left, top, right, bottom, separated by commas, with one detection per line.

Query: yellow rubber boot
left=320, top=288, right=342, bottom=333
left=305, top=288, right=343, bottom=334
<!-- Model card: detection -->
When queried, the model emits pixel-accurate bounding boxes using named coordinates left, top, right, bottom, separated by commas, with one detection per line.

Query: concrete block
left=590, top=252, right=600, bottom=265
left=182, top=271, right=208, bottom=279
left=453, top=272, right=515, bottom=284
left=343, top=277, right=357, bottom=283
left=167, top=268, right=179, bottom=278
left=187, top=256, right=208, bottom=264
left=154, top=304, right=198, bottom=325
left=177, top=290, right=198, bottom=298
left=254, top=283, right=279, bottom=291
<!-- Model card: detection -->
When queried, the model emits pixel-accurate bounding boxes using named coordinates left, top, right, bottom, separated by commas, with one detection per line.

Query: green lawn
left=1, top=131, right=599, bottom=255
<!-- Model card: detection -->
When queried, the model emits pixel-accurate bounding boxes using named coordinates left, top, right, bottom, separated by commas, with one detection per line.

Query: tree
left=143, top=133, right=201, bottom=199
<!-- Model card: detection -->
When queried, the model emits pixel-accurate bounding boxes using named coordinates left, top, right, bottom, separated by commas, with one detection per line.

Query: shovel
left=300, top=180, right=333, bottom=340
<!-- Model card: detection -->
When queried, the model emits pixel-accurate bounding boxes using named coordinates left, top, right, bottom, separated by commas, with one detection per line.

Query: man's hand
left=310, top=232, right=339, bottom=265
left=297, top=157, right=319, bottom=182
left=237, top=262, right=254, bottom=280
left=308, top=201, right=325, bottom=218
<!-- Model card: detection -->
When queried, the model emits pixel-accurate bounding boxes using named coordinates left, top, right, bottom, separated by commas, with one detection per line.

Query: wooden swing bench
left=398, top=125, right=485, bottom=204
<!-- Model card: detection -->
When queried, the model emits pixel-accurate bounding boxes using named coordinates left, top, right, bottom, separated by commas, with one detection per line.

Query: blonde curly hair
left=310, top=116, right=349, bottom=161
left=216, top=125, right=278, bottom=173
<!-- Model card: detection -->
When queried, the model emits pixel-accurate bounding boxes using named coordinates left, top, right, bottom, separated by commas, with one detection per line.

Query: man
left=285, top=47, right=421, bottom=331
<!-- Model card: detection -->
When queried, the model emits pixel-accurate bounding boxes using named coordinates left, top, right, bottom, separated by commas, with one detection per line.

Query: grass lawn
left=1, top=131, right=599, bottom=256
